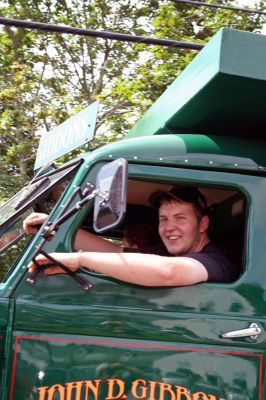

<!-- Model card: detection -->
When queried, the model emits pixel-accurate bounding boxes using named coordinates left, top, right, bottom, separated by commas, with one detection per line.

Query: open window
left=79, top=177, right=246, bottom=282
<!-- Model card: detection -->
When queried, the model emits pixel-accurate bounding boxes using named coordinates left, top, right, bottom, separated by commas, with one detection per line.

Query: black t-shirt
left=123, top=242, right=238, bottom=283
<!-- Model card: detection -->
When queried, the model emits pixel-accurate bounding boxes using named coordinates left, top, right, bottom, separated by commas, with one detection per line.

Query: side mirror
left=93, top=158, right=128, bottom=233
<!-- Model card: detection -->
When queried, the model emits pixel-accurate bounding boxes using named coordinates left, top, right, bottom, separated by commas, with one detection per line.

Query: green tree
left=0, top=0, right=265, bottom=204
left=0, top=0, right=160, bottom=202
left=105, top=0, right=266, bottom=135
left=1, top=0, right=266, bottom=275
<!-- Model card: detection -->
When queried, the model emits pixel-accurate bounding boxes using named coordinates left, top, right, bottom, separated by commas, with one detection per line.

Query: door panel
left=9, top=332, right=263, bottom=400
left=0, top=298, right=10, bottom=397
left=6, top=167, right=266, bottom=399
left=8, top=272, right=266, bottom=400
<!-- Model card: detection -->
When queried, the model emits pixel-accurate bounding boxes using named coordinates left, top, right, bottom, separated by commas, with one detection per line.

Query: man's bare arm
left=74, top=229, right=123, bottom=253
left=28, top=251, right=208, bottom=286
left=23, top=212, right=122, bottom=253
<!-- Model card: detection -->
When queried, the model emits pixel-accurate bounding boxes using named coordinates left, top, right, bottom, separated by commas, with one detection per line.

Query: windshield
left=0, top=160, right=82, bottom=230
left=0, top=209, right=32, bottom=253
left=0, top=160, right=82, bottom=279
left=0, top=180, right=46, bottom=227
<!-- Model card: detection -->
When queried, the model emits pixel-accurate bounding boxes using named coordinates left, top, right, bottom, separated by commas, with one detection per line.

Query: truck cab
left=0, top=28, right=266, bottom=400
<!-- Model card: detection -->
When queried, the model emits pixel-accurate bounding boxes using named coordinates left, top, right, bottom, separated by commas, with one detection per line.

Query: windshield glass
left=0, top=159, right=82, bottom=280
left=0, top=160, right=81, bottom=230
left=0, top=209, right=32, bottom=253
left=0, top=181, right=46, bottom=227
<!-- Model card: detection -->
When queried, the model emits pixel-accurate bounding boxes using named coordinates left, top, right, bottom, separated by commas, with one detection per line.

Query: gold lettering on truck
left=37, top=378, right=226, bottom=400
left=105, top=378, right=127, bottom=399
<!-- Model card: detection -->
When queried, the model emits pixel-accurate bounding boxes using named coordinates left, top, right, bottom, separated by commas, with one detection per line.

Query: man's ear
left=199, top=215, right=209, bottom=233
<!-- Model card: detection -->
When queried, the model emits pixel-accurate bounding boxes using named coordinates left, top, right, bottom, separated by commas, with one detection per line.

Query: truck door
left=3, top=162, right=266, bottom=400
left=0, top=160, right=83, bottom=399
left=0, top=297, right=9, bottom=396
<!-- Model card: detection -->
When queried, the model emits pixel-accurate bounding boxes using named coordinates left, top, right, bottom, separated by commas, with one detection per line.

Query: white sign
left=34, top=101, right=99, bottom=170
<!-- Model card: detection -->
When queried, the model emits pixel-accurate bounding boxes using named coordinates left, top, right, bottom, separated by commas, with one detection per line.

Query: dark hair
left=124, top=223, right=158, bottom=248
left=149, top=185, right=208, bottom=218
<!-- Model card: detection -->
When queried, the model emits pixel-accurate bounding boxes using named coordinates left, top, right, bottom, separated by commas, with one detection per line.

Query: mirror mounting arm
left=43, top=189, right=100, bottom=238
left=26, top=157, right=127, bottom=291
left=40, top=183, right=97, bottom=239
left=26, top=182, right=99, bottom=291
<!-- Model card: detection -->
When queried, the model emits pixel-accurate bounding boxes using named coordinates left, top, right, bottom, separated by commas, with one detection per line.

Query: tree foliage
left=0, top=0, right=266, bottom=204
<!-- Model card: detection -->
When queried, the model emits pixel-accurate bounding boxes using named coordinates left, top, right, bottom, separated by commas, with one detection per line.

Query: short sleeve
left=184, top=243, right=239, bottom=283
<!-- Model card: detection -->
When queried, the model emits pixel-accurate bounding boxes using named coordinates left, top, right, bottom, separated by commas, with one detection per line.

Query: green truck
left=0, top=27, right=266, bottom=400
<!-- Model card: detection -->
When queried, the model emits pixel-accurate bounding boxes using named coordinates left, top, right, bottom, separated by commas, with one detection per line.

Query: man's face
left=158, top=200, right=206, bottom=255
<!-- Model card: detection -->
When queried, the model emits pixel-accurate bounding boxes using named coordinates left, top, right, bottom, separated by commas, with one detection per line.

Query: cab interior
left=82, top=178, right=246, bottom=277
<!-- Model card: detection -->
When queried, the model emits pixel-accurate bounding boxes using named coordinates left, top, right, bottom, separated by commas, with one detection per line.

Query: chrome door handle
left=221, top=323, right=261, bottom=340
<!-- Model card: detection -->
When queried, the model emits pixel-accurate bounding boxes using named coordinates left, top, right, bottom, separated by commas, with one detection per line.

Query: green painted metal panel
left=0, top=120, right=266, bottom=399
left=90, top=134, right=266, bottom=171
left=126, top=28, right=266, bottom=140
left=8, top=333, right=263, bottom=400
left=0, top=335, right=5, bottom=389
left=0, top=299, right=9, bottom=397
left=2, top=163, right=264, bottom=399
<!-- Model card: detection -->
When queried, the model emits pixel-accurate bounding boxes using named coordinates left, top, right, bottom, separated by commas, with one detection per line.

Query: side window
left=79, top=178, right=246, bottom=282
left=11, top=165, right=252, bottom=314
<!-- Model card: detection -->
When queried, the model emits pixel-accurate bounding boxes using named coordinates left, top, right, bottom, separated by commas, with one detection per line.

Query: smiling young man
left=26, top=186, right=239, bottom=286
left=157, top=190, right=209, bottom=257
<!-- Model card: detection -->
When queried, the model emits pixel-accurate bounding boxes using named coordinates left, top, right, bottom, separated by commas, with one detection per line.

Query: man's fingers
left=28, top=262, right=36, bottom=274
left=27, top=253, right=68, bottom=275
left=23, top=213, right=48, bottom=234
left=27, top=252, right=79, bottom=277
left=28, top=255, right=47, bottom=273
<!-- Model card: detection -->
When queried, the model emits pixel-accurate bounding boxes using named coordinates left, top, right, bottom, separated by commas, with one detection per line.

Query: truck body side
left=1, top=27, right=266, bottom=400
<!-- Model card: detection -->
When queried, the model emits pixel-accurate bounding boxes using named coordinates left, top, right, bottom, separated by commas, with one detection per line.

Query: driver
left=24, top=185, right=239, bottom=286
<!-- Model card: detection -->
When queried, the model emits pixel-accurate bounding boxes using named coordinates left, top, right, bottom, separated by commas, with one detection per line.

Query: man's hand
left=28, top=252, right=80, bottom=275
left=23, top=212, right=48, bottom=234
